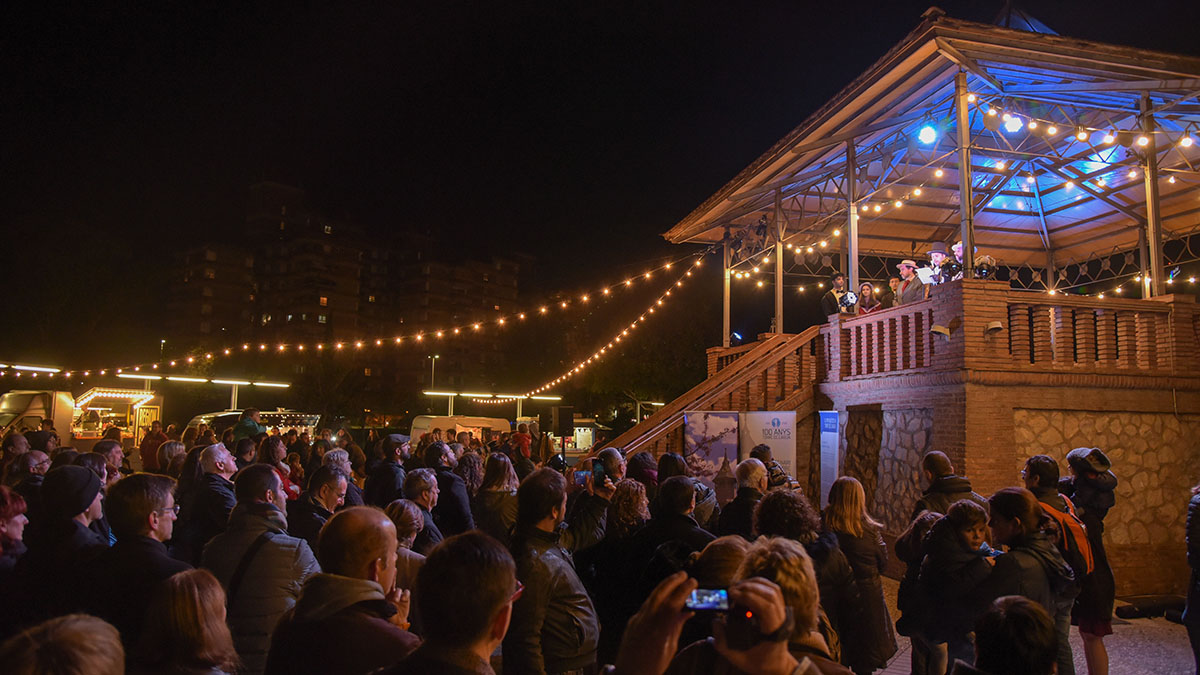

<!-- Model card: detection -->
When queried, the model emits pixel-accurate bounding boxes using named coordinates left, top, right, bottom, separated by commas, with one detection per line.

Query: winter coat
left=379, top=643, right=495, bottom=675
left=17, top=518, right=107, bottom=620
left=649, top=479, right=721, bottom=532
left=86, top=535, right=192, bottom=645
left=411, top=504, right=443, bottom=556
left=343, top=479, right=364, bottom=508
left=804, top=531, right=862, bottom=643
left=139, top=430, right=169, bottom=472
left=630, top=512, right=716, bottom=564
left=202, top=502, right=320, bottom=675
left=1059, top=471, right=1118, bottom=623
left=976, top=531, right=1075, bottom=615
left=504, top=494, right=607, bottom=675
left=175, top=472, right=237, bottom=565
left=893, top=516, right=931, bottom=638
left=287, top=493, right=332, bottom=551
left=395, top=547, right=424, bottom=592
left=575, top=524, right=646, bottom=665
left=911, top=475, right=987, bottom=520
left=1183, top=493, right=1200, bottom=627
left=432, top=466, right=475, bottom=536
left=717, top=486, right=763, bottom=541
left=834, top=528, right=897, bottom=671
left=764, top=459, right=794, bottom=491
left=265, top=574, right=419, bottom=675
left=917, top=517, right=993, bottom=642
left=364, top=460, right=406, bottom=508
left=472, top=489, right=518, bottom=547
left=232, top=417, right=266, bottom=442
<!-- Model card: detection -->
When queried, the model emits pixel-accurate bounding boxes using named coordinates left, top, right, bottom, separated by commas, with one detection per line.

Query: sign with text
left=818, top=411, right=840, bottom=508
left=738, top=411, right=796, bottom=482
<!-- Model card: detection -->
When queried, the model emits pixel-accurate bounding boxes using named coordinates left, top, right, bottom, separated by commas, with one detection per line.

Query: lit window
left=368, top=295, right=376, bottom=303
left=286, top=314, right=293, bottom=322
left=363, top=368, right=372, bottom=376
left=204, top=268, right=215, bottom=279
left=319, top=296, right=328, bottom=306
left=318, top=314, right=327, bottom=324
left=324, top=225, right=332, bottom=234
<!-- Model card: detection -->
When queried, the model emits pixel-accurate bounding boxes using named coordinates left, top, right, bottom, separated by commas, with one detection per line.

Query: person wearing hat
left=895, top=259, right=927, bottom=306
left=1058, top=447, right=1118, bottom=675
left=15, top=465, right=108, bottom=621
left=819, top=272, right=853, bottom=319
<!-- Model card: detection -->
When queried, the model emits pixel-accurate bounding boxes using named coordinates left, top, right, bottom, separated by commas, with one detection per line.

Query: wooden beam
left=1005, top=78, right=1200, bottom=94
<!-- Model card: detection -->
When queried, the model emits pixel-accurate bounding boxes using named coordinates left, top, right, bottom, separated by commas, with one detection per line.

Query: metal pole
left=1141, top=95, right=1165, bottom=297
left=722, top=233, right=731, bottom=347
left=230, top=384, right=238, bottom=410
left=448, top=396, right=454, bottom=416
left=955, top=71, right=976, bottom=278
left=636, top=400, right=642, bottom=423
left=774, top=190, right=784, bottom=334
left=516, top=398, right=523, bottom=420
left=845, top=140, right=859, bottom=290
left=429, top=356, right=437, bottom=388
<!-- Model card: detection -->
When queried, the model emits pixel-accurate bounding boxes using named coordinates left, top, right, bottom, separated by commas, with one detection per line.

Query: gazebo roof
left=663, top=8, right=1200, bottom=270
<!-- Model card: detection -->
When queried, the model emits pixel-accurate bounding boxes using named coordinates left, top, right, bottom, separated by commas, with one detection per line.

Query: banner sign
left=683, top=411, right=739, bottom=491
left=738, top=411, right=796, bottom=483
left=818, top=411, right=840, bottom=508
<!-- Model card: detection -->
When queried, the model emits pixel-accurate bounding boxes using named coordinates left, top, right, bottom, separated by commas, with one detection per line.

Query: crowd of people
left=0, top=409, right=1190, bottom=675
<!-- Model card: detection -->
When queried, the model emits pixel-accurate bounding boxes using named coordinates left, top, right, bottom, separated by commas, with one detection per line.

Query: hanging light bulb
left=1169, top=175, right=1177, bottom=184
left=894, top=200, right=903, bottom=208
left=1181, top=136, right=1195, bottom=147
left=1026, top=174, right=1035, bottom=184
left=1128, top=169, right=1138, bottom=179
left=934, top=168, right=944, bottom=177
left=1102, top=131, right=1115, bottom=144
left=806, top=246, right=814, bottom=253
left=832, top=229, right=841, bottom=236
left=995, top=160, right=1006, bottom=170
left=913, top=188, right=922, bottom=196
left=1027, top=120, right=1038, bottom=130
left=1136, top=135, right=1150, bottom=146
left=860, top=204, right=869, bottom=213
left=1076, top=129, right=1089, bottom=141
left=1046, top=125, right=1058, bottom=135
left=967, top=93, right=977, bottom=102
left=873, top=204, right=882, bottom=212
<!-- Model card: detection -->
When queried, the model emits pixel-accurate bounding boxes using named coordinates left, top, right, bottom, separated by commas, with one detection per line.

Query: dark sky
left=3, top=0, right=1198, bottom=361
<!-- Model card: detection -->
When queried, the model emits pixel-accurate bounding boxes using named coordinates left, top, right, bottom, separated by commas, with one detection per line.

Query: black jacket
left=717, top=487, right=762, bottom=541
left=342, top=480, right=365, bottom=509
left=630, top=512, right=715, bottom=562
left=804, top=531, right=861, bottom=641
left=174, top=472, right=237, bottom=564
left=976, top=531, right=1075, bottom=615
left=432, top=466, right=475, bottom=536
left=834, top=528, right=897, bottom=671
left=1059, top=471, right=1119, bottom=622
left=17, top=519, right=107, bottom=621
left=86, top=535, right=192, bottom=645
left=412, top=504, right=444, bottom=556
left=1186, top=493, right=1200, bottom=626
left=504, top=494, right=607, bottom=674
left=912, top=475, right=987, bottom=520
left=14, top=474, right=44, bottom=525
left=287, top=493, right=332, bottom=551
left=472, top=489, right=518, bottom=548
left=917, top=517, right=993, bottom=641
left=364, top=460, right=406, bottom=508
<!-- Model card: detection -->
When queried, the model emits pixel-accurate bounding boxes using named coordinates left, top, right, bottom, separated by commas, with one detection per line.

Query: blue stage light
left=918, top=125, right=938, bottom=144
left=1004, top=115, right=1023, bottom=133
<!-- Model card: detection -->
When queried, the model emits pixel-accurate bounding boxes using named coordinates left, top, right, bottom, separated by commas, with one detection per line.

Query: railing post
left=1009, top=303, right=1031, bottom=363
left=1053, top=306, right=1075, bottom=364
left=1074, top=308, right=1096, bottom=366
left=1033, top=306, right=1053, bottom=364
left=1135, top=313, right=1157, bottom=371
left=1095, top=310, right=1116, bottom=366
left=1116, top=312, right=1136, bottom=368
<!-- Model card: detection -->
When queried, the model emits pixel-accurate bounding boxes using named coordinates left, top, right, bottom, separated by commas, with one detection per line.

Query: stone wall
left=876, top=408, right=934, bottom=534
left=1012, top=409, right=1199, bottom=595
left=842, top=408, right=882, bottom=507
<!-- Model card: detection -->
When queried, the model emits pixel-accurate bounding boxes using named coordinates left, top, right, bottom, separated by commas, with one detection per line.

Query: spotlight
left=1004, top=115, right=1023, bottom=133
left=918, top=125, right=938, bottom=144
left=1181, top=136, right=1194, bottom=147
left=1046, top=125, right=1058, bottom=135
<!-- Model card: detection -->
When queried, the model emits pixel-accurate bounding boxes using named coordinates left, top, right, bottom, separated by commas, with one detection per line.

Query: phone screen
left=685, top=588, right=729, bottom=611
left=573, top=471, right=589, bottom=487
left=592, top=463, right=605, bottom=486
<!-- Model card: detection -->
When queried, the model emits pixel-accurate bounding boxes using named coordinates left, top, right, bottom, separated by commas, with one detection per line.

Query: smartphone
left=685, top=588, right=729, bottom=611
left=592, top=462, right=606, bottom=486
left=573, top=471, right=589, bottom=487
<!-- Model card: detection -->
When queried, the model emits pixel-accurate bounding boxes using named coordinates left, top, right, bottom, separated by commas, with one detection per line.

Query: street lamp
left=625, top=392, right=665, bottom=422
left=427, top=355, right=440, bottom=388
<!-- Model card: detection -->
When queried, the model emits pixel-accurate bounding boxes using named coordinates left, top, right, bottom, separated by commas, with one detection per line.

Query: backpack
left=1037, top=494, right=1095, bottom=577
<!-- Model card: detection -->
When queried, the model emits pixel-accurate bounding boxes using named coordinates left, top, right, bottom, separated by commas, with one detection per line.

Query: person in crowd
left=895, top=259, right=927, bottom=305
left=626, top=451, right=659, bottom=500
left=130, top=568, right=240, bottom=674
left=304, top=439, right=330, bottom=482
left=202, top=464, right=319, bottom=675
left=912, top=450, right=987, bottom=519
left=455, top=451, right=484, bottom=500
left=23, top=419, right=56, bottom=455
left=918, top=500, right=996, bottom=667
left=634, top=475, right=716, bottom=560
left=978, top=487, right=1074, bottom=672
left=856, top=281, right=883, bottom=315
left=380, top=531, right=518, bottom=674
left=504, top=468, right=612, bottom=674
left=323, top=449, right=364, bottom=507
left=1059, top=447, right=1118, bottom=675
left=719, top=458, right=767, bottom=540
left=258, top=436, right=299, bottom=501
left=0, top=613, right=125, bottom=675
left=286, top=452, right=305, bottom=487
left=181, top=426, right=199, bottom=449
left=675, top=535, right=751, bottom=650
left=287, top=466, right=348, bottom=551
left=424, top=442, right=475, bottom=536
left=220, top=428, right=236, bottom=449
left=0, top=485, right=29, bottom=580
left=383, top=499, right=425, bottom=593
left=754, top=488, right=858, bottom=662
left=577, top=477, right=651, bottom=664
left=174, top=443, right=238, bottom=565
left=404, top=468, right=443, bottom=555
left=176, top=445, right=206, bottom=503
left=72, top=453, right=113, bottom=543
left=365, top=436, right=408, bottom=508
left=1186, top=477, right=1200, bottom=674
left=825, top=476, right=896, bottom=674
left=347, top=443, right=371, bottom=489
left=511, top=423, right=532, bottom=460
left=473, top=453, right=520, bottom=547
left=224, top=437, right=251, bottom=473
left=48, top=449, right=79, bottom=472
left=17, top=466, right=107, bottom=622
left=820, top=272, right=852, bottom=318
left=233, top=408, right=267, bottom=442
left=879, top=275, right=901, bottom=309
left=86, top=473, right=191, bottom=646
left=895, top=509, right=943, bottom=675
left=1021, top=455, right=1084, bottom=675
left=749, top=444, right=796, bottom=492
left=1, top=433, right=30, bottom=485
left=94, top=439, right=127, bottom=480
left=157, top=440, right=188, bottom=477
left=654, top=453, right=720, bottom=531
left=9, top=451, right=49, bottom=524
left=529, top=421, right=554, bottom=464
left=265, top=507, right=417, bottom=674
left=952, top=595, right=1058, bottom=675
left=138, top=420, right=169, bottom=473
left=667, top=537, right=853, bottom=675
left=288, top=431, right=311, bottom=466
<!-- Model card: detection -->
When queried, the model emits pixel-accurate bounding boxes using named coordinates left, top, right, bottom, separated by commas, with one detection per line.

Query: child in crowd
left=920, top=500, right=999, bottom=667
left=895, top=509, right=942, bottom=675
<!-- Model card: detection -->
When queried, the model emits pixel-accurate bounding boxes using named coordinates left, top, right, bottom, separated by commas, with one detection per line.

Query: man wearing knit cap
left=17, top=465, right=108, bottom=621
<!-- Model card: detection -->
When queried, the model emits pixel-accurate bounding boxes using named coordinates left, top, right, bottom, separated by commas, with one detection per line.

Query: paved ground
left=877, top=577, right=1195, bottom=674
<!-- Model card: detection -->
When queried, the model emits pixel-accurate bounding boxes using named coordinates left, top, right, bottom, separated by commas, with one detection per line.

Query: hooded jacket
left=265, top=573, right=418, bottom=675
left=918, top=517, right=993, bottom=641
left=912, top=475, right=988, bottom=520
left=472, top=489, right=518, bottom=547
left=202, top=502, right=319, bottom=675
left=976, top=531, right=1075, bottom=615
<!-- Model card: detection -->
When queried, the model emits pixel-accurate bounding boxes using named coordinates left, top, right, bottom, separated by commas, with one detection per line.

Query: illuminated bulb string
left=973, top=94, right=1197, bottom=149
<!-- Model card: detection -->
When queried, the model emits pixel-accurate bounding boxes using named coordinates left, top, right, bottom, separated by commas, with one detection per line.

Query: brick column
left=1095, top=310, right=1116, bottom=366
left=1009, top=304, right=1031, bottom=364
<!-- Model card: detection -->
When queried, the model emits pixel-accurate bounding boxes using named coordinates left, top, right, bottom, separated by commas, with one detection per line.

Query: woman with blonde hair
left=0, top=614, right=124, bottom=675
left=384, top=499, right=426, bottom=592
left=131, top=568, right=240, bottom=674
left=825, top=476, right=896, bottom=675
left=157, top=441, right=187, bottom=478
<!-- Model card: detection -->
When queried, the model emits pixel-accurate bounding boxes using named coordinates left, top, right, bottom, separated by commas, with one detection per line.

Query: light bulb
left=894, top=200, right=903, bottom=208
left=934, top=168, right=944, bottom=177
left=1136, top=135, right=1150, bottom=146
left=1169, top=175, right=1177, bottom=184
left=1181, top=136, right=1195, bottom=147
left=832, top=229, right=841, bottom=236
left=1065, top=180, right=1074, bottom=189
left=1128, top=169, right=1138, bottom=179
left=913, top=188, right=922, bottom=196
left=1046, top=125, right=1057, bottom=135
left=1028, top=120, right=1038, bottom=130
left=1026, top=174, right=1035, bottom=184
left=1102, top=132, right=1115, bottom=144
left=995, top=161, right=1005, bottom=170
left=1076, top=129, right=1089, bottom=141
left=987, top=108, right=998, bottom=116
left=967, top=93, right=977, bottom=102
left=873, top=204, right=882, bottom=212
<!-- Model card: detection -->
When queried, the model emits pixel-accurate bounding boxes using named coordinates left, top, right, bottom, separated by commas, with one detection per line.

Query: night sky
left=4, top=0, right=1198, bottom=364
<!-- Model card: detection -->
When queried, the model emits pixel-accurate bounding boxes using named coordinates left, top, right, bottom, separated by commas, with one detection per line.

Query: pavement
left=877, top=577, right=1195, bottom=675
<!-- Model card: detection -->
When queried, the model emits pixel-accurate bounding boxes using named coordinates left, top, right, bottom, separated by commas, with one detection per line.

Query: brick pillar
left=1052, top=306, right=1075, bottom=364
left=1135, top=313, right=1156, bottom=371
left=1116, top=311, right=1136, bottom=368
left=1033, top=306, right=1053, bottom=364
left=1095, top=310, right=1116, bottom=366
left=1009, top=304, right=1031, bottom=364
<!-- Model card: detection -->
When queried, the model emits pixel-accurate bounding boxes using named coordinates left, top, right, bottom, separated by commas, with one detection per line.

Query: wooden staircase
left=602, top=326, right=826, bottom=456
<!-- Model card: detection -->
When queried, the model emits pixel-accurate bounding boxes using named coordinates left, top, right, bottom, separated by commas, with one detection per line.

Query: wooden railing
left=821, top=299, right=939, bottom=380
